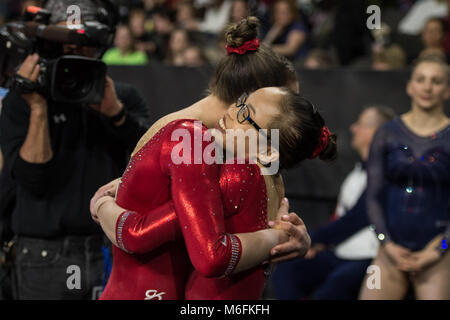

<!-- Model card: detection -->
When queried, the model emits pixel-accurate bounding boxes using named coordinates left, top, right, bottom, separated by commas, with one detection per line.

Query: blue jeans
left=272, top=250, right=371, bottom=300
left=11, top=235, right=108, bottom=300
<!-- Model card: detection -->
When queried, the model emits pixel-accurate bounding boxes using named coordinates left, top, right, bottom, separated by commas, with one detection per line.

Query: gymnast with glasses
left=92, top=86, right=336, bottom=299
left=90, top=17, right=336, bottom=299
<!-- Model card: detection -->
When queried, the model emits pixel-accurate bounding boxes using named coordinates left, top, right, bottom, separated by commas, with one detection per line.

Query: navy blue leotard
left=367, top=117, right=450, bottom=251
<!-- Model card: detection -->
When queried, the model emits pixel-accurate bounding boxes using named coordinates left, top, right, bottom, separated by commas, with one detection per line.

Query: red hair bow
left=226, top=38, right=260, bottom=55
left=310, top=126, right=331, bottom=159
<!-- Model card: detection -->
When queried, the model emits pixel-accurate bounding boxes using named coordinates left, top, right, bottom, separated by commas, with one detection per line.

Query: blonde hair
left=373, top=45, right=407, bottom=69
left=411, top=54, right=450, bottom=83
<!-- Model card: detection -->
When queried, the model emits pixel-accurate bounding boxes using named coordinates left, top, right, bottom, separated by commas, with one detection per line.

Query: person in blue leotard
left=360, top=55, right=450, bottom=300
left=272, top=106, right=395, bottom=300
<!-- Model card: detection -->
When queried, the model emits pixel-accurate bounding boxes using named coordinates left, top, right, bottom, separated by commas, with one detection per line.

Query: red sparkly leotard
left=186, top=163, right=268, bottom=299
left=102, top=121, right=267, bottom=299
left=101, top=119, right=243, bottom=300
left=116, top=162, right=269, bottom=299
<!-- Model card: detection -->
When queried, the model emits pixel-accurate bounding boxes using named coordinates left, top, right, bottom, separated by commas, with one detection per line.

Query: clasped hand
left=383, top=241, right=441, bottom=274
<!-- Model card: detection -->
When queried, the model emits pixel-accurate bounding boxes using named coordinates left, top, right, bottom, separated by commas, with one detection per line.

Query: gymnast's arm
left=366, top=126, right=392, bottom=244
left=163, top=122, right=289, bottom=277
left=96, top=195, right=287, bottom=276
left=95, top=121, right=288, bottom=277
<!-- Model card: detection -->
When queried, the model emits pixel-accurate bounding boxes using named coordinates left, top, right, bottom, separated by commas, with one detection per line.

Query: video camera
left=0, top=1, right=119, bottom=104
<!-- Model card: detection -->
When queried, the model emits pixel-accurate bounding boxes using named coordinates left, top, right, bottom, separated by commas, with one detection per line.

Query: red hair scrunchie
left=226, top=38, right=260, bottom=55
left=309, top=126, right=331, bottom=159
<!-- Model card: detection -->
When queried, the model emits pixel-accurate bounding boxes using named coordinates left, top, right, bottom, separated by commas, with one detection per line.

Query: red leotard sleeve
left=116, top=201, right=178, bottom=254
left=115, top=120, right=242, bottom=277
left=161, top=120, right=241, bottom=278
left=185, top=163, right=268, bottom=300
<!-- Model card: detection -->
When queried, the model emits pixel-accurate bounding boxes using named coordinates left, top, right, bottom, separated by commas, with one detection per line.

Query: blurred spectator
left=166, top=28, right=191, bottom=65
left=419, top=17, right=447, bottom=60
left=398, top=0, right=448, bottom=35
left=129, top=7, right=149, bottom=38
left=273, top=106, right=395, bottom=300
left=332, top=0, right=370, bottom=66
left=146, top=8, right=175, bottom=60
left=263, top=0, right=309, bottom=61
left=141, top=0, right=169, bottom=30
left=153, top=8, right=175, bottom=38
left=202, top=0, right=249, bottom=65
left=372, top=44, right=407, bottom=70
left=307, top=0, right=336, bottom=49
left=204, top=30, right=227, bottom=65
left=102, top=24, right=149, bottom=65
left=303, top=49, right=336, bottom=69
left=229, top=0, right=249, bottom=23
left=175, top=0, right=199, bottom=30
left=371, top=22, right=393, bottom=53
left=203, top=0, right=249, bottom=64
left=442, top=0, right=450, bottom=57
left=142, top=0, right=168, bottom=13
left=128, top=7, right=157, bottom=57
left=183, top=45, right=209, bottom=66
left=195, top=0, right=233, bottom=34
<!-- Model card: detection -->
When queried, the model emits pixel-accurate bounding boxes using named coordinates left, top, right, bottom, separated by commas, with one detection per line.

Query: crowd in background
left=2, top=0, right=450, bottom=69
left=0, top=1, right=448, bottom=301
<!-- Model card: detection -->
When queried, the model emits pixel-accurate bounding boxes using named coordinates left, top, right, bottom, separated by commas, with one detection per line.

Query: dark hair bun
left=319, top=133, right=338, bottom=162
left=225, top=16, right=259, bottom=48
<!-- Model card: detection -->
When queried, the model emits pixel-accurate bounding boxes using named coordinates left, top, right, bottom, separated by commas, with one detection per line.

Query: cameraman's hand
left=17, top=54, right=47, bottom=112
left=90, top=76, right=125, bottom=122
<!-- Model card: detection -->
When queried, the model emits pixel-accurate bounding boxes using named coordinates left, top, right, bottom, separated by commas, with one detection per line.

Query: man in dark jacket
left=0, top=0, right=149, bottom=299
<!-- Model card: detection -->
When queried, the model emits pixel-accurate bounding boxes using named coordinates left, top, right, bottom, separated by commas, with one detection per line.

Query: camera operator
left=0, top=0, right=150, bottom=299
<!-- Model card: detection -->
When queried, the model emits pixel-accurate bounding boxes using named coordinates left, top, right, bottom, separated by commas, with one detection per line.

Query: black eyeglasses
left=236, top=92, right=270, bottom=140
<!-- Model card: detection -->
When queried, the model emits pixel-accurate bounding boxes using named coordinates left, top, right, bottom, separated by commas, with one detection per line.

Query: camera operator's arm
left=17, top=55, right=53, bottom=164
left=90, top=77, right=149, bottom=152
left=0, top=54, right=53, bottom=195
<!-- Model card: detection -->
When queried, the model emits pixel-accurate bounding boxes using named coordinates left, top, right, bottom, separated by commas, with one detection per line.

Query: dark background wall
left=108, top=65, right=450, bottom=230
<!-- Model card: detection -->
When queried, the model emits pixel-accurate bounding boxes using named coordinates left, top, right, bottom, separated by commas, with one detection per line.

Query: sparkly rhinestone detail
left=116, top=211, right=135, bottom=253
left=120, top=126, right=166, bottom=191
left=223, top=234, right=240, bottom=276
left=221, top=163, right=268, bottom=228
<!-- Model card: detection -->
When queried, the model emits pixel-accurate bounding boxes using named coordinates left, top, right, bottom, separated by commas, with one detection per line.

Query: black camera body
left=0, top=2, right=118, bottom=104
left=12, top=55, right=107, bottom=104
